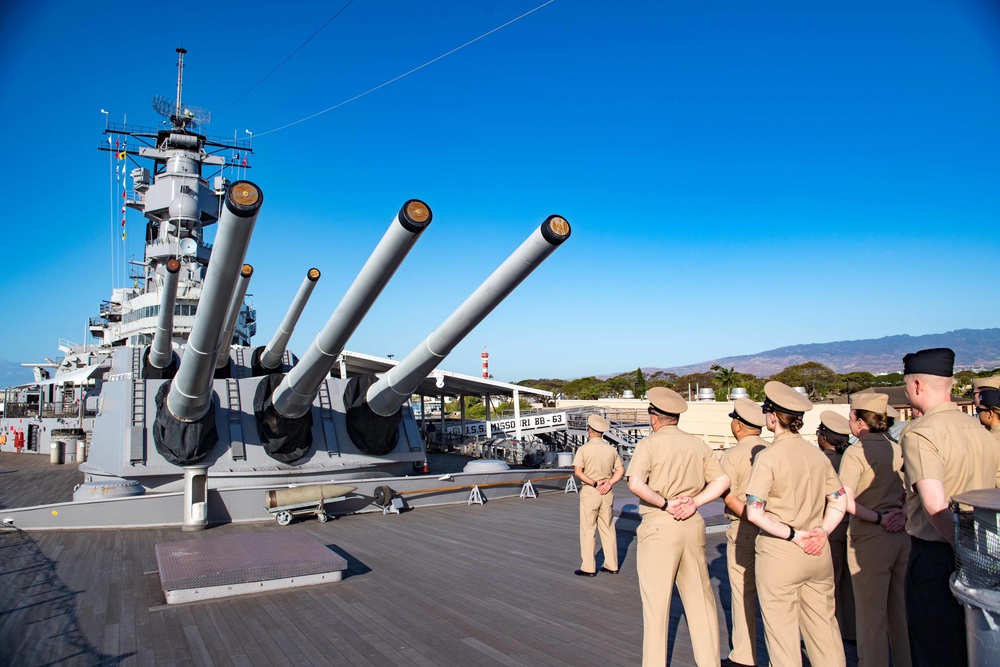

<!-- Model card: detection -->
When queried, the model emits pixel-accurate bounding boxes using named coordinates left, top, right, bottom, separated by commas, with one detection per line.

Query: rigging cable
left=216, top=0, right=356, bottom=117
left=255, top=0, right=556, bottom=139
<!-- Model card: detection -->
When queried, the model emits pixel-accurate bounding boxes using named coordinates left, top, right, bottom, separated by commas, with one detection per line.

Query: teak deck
left=0, top=453, right=857, bottom=666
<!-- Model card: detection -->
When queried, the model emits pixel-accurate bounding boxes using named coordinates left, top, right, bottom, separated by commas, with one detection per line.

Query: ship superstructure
left=0, top=49, right=569, bottom=531
left=92, top=47, right=254, bottom=353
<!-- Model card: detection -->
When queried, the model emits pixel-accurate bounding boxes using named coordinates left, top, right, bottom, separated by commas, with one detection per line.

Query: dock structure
left=0, top=453, right=858, bottom=666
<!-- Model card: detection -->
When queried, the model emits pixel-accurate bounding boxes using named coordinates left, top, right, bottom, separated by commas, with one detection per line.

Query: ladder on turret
left=317, top=381, right=340, bottom=457
left=226, top=378, right=245, bottom=460
left=129, top=347, right=147, bottom=464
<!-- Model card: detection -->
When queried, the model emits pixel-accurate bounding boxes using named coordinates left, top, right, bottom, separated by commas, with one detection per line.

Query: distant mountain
left=644, top=328, right=1000, bottom=378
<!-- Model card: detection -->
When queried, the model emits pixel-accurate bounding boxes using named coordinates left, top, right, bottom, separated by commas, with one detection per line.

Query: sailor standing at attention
left=626, top=387, right=730, bottom=667
left=900, top=348, right=999, bottom=667
left=745, top=381, right=847, bottom=667
left=719, top=397, right=768, bottom=667
left=840, top=392, right=910, bottom=667
left=572, top=414, right=624, bottom=576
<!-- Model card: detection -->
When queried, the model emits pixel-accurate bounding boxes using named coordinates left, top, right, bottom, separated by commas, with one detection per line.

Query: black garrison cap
left=980, top=389, right=1000, bottom=409
left=902, top=348, right=955, bottom=377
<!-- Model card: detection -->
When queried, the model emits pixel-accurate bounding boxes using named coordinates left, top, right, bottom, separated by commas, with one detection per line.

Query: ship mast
left=174, top=48, right=186, bottom=129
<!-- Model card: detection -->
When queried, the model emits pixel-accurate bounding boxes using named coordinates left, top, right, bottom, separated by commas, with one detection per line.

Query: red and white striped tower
left=481, top=348, right=489, bottom=379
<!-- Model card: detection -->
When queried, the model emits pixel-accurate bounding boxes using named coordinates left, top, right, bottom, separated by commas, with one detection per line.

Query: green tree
left=445, top=396, right=486, bottom=419
left=872, top=372, right=904, bottom=386
left=517, top=378, right=566, bottom=394
left=770, top=362, right=838, bottom=399
left=563, top=376, right=607, bottom=400
left=671, top=372, right=716, bottom=400
left=604, top=372, right=637, bottom=397
left=711, top=364, right=737, bottom=400
left=495, top=397, right=532, bottom=416
left=634, top=368, right=648, bottom=398
left=833, top=371, right=877, bottom=396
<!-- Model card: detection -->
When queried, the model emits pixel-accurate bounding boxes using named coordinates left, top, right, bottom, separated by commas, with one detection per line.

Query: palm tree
left=711, top=364, right=737, bottom=398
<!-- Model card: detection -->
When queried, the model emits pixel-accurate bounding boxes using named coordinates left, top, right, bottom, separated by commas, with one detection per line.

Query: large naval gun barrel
left=146, top=258, right=182, bottom=375
left=215, top=264, right=254, bottom=369
left=346, top=215, right=571, bottom=455
left=254, top=268, right=321, bottom=373
left=255, top=200, right=432, bottom=462
left=153, top=181, right=262, bottom=466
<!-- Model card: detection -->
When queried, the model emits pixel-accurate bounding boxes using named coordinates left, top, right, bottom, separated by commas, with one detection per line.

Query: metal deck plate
left=155, top=530, right=347, bottom=603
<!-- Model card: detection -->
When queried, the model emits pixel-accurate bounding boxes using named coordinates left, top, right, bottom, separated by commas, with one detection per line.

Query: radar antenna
left=152, top=48, right=212, bottom=130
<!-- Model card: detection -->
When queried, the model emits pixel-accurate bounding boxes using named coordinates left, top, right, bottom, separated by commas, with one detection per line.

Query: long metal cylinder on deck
left=168, top=181, right=262, bottom=421
left=264, top=484, right=357, bottom=510
left=270, top=200, right=432, bottom=420
left=259, top=268, right=321, bottom=371
left=366, top=215, right=571, bottom=417
left=215, top=264, right=253, bottom=369
left=148, top=258, right=182, bottom=369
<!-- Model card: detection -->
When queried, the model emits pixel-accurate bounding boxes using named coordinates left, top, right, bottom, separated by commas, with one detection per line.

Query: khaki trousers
left=848, top=530, right=911, bottom=667
left=579, top=486, right=616, bottom=572
left=756, top=536, right=845, bottom=667
left=637, top=512, right=720, bottom=667
left=726, top=519, right=759, bottom=665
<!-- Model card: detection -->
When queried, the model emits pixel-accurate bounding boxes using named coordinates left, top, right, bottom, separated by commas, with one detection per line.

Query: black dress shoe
left=720, top=659, right=755, bottom=667
left=573, top=569, right=597, bottom=577
left=599, top=567, right=619, bottom=575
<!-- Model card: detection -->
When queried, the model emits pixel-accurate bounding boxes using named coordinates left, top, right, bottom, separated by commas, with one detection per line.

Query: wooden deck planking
left=0, top=452, right=860, bottom=666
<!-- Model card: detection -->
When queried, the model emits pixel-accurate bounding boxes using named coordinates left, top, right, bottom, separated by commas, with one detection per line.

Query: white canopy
left=17, top=363, right=104, bottom=387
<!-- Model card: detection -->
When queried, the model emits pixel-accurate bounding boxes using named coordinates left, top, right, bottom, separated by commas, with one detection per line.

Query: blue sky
left=0, top=0, right=998, bottom=385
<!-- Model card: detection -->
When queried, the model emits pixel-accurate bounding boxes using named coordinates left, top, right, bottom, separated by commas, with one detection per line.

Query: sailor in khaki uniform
left=745, top=382, right=847, bottom=667
left=815, top=411, right=856, bottom=644
left=977, top=389, right=1000, bottom=482
left=840, top=392, right=910, bottom=667
left=900, top=348, right=999, bottom=667
left=573, top=414, right=624, bottom=576
left=719, top=397, right=768, bottom=667
left=626, top=387, right=730, bottom=667
left=971, top=374, right=1000, bottom=411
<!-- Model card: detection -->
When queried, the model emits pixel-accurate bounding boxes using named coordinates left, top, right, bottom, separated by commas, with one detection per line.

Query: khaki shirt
left=839, top=432, right=905, bottom=537
left=902, top=402, right=999, bottom=542
left=625, top=425, right=725, bottom=517
left=745, top=432, right=843, bottom=530
left=573, top=437, right=623, bottom=483
left=991, top=426, right=1000, bottom=487
left=720, top=434, right=769, bottom=520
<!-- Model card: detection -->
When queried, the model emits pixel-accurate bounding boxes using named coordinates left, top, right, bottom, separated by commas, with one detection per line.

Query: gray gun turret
left=346, top=215, right=571, bottom=455
left=153, top=181, right=262, bottom=465
left=144, top=258, right=181, bottom=378
left=252, top=268, right=321, bottom=375
left=254, top=200, right=431, bottom=462
left=215, top=263, right=254, bottom=370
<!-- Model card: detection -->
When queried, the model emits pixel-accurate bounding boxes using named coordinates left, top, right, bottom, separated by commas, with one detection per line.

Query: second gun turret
left=346, top=215, right=571, bottom=455
left=254, top=200, right=432, bottom=462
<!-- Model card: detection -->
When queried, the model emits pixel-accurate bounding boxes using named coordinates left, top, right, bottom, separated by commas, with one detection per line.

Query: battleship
left=0, top=49, right=575, bottom=531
